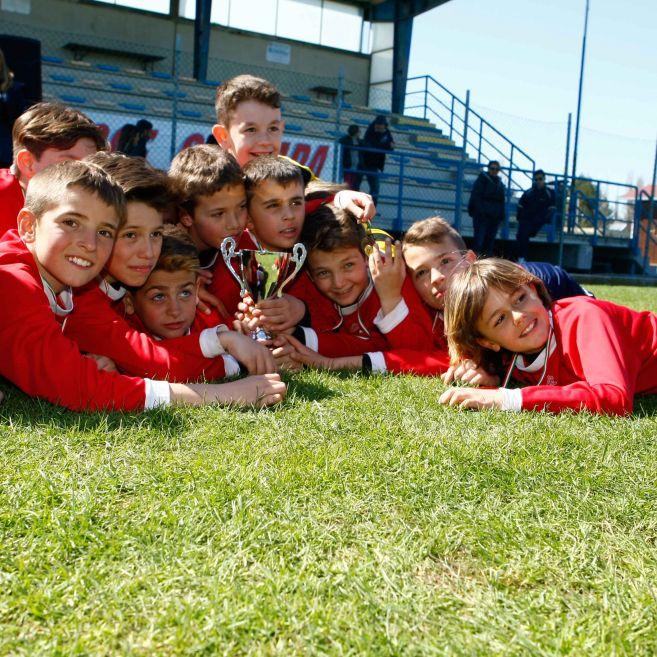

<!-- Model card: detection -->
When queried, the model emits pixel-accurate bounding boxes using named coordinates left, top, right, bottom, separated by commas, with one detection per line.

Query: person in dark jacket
left=515, top=169, right=556, bottom=262
left=338, top=124, right=363, bottom=191
left=361, top=115, right=394, bottom=205
left=0, top=48, right=28, bottom=168
left=467, top=160, right=506, bottom=256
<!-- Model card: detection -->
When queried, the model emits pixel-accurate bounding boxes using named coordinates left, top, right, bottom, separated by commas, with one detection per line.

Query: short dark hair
left=488, top=160, right=500, bottom=168
left=302, top=203, right=366, bottom=255
left=169, top=145, right=244, bottom=214
left=534, top=169, right=545, bottom=178
left=12, top=102, right=107, bottom=160
left=347, top=124, right=359, bottom=137
left=242, top=155, right=304, bottom=199
left=86, top=152, right=173, bottom=213
left=215, top=75, right=281, bottom=126
left=25, top=159, right=126, bottom=225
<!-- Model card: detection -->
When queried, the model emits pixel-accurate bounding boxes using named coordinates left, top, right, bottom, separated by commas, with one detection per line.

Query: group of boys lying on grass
left=1, top=76, right=656, bottom=416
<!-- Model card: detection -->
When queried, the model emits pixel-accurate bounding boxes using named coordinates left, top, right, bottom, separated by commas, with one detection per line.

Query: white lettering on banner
left=86, top=110, right=335, bottom=179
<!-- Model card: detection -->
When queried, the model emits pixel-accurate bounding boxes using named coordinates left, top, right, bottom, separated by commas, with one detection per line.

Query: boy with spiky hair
left=0, top=102, right=107, bottom=237
left=64, top=152, right=277, bottom=382
left=0, top=160, right=286, bottom=410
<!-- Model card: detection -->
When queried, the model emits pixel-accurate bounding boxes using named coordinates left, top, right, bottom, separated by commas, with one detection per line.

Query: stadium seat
left=285, top=124, right=304, bottom=132
left=152, top=71, right=172, bottom=80
left=60, top=94, right=86, bottom=104
left=120, top=102, right=146, bottom=111
left=180, top=109, right=202, bottom=118
left=96, top=64, right=121, bottom=72
left=308, top=110, right=330, bottom=119
left=291, top=94, right=311, bottom=103
left=109, top=81, right=133, bottom=91
left=42, top=55, right=64, bottom=64
left=50, top=73, right=75, bottom=83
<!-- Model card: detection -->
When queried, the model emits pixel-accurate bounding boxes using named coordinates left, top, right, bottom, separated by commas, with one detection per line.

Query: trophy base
left=252, top=328, right=271, bottom=342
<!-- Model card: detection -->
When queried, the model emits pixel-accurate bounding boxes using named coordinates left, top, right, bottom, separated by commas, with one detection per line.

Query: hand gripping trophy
left=221, top=237, right=307, bottom=341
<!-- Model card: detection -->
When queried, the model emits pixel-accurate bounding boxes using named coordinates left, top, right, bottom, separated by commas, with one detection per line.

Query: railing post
left=502, top=145, right=514, bottom=241
left=449, top=96, right=454, bottom=141
left=395, top=155, right=405, bottom=233
left=478, top=117, right=483, bottom=163
left=558, top=112, right=572, bottom=267
left=169, top=33, right=181, bottom=162
left=454, top=90, right=470, bottom=231
left=423, top=76, right=428, bottom=121
left=643, top=202, right=652, bottom=272
left=332, top=67, right=345, bottom=183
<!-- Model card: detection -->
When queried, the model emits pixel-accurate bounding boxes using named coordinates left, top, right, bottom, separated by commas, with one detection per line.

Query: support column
left=193, top=0, right=212, bottom=81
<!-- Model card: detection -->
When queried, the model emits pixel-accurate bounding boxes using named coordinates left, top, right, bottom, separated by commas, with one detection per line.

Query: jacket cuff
left=367, top=351, right=387, bottom=373
left=500, top=387, right=522, bottom=411
left=373, top=298, right=409, bottom=334
left=222, top=354, right=241, bottom=377
left=300, top=326, right=319, bottom=352
left=199, top=325, right=229, bottom=357
left=144, top=379, right=171, bottom=409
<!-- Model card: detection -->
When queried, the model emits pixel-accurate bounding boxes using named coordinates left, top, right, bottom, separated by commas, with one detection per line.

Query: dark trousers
left=363, top=169, right=381, bottom=205
left=516, top=218, right=547, bottom=260
left=343, top=171, right=363, bottom=192
left=472, top=215, right=502, bottom=256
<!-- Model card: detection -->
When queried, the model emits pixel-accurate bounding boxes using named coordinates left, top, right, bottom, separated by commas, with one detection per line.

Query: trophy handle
left=220, top=236, right=247, bottom=295
left=276, top=242, right=307, bottom=297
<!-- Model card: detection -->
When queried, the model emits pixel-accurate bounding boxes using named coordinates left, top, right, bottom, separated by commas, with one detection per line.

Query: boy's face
left=16, top=138, right=100, bottom=183
left=403, top=239, right=475, bottom=311
left=126, top=269, right=200, bottom=340
left=18, top=186, right=118, bottom=293
left=106, top=201, right=164, bottom=287
left=308, top=246, right=369, bottom=307
left=212, top=101, right=284, bottom=167
left=247, top=179, right=304, bottom=251
left=180, top=184, right=247, bottom=251
left=475, top=284, right=550, bottom=355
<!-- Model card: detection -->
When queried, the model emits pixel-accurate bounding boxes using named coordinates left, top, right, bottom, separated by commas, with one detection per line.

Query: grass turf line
left=1, top=284, right=657, bottom=655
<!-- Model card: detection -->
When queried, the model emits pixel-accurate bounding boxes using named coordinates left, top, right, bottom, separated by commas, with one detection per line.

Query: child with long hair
left=439, top=258, right=657, bottom=415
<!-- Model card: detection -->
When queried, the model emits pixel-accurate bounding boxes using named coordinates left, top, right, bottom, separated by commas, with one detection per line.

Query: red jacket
left=0, top=232, right=147, bottom=411
left=291, top=275, right=438, bottom=368
left=63, top=279, right=230, bottom=381
left=0, top=169, right=24, bottom=238
left=510, top=296, right=657, bottom=415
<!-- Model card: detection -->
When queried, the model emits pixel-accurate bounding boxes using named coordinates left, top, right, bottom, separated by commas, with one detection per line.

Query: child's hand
left=198, top=286, right=228, bottom=317
left=85, top=353, right=117, bottom=372
left=441, top=359, right=500, bottom=387
left=258, top=294, right=306, bottom=331
left=218, top=330, right=277, bottom=374
left=271, top=337, right=304, bottom=372
left=369, top=239, right=405, bottom=316
left=334, top=190, right=376, bottom=222
left=273, top=334, right=334, bottom=370
left=438, top=386, right=504, bottom=410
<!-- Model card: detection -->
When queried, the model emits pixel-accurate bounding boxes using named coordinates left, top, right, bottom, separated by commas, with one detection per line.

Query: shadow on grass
left=283, top=375, right=336, bottom=402
left=0, top=382, right=192, bottom=437
left=633, top=395, right=657, bottom=416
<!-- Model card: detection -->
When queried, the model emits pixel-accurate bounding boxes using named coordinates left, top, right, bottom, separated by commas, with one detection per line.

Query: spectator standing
left=338, top=124, right=363, bottom=191
left=361, top=115, right=394, bottom=205
left=467, top=160, right=505, bottom=256
left=0, top=48, right=28, bottom=168
left=116, top=119, right=153, bottom=158
left=516, top=169, right=556, bottom=263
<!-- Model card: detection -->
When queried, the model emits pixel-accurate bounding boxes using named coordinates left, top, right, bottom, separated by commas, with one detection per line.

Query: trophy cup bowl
left=221, top=237, right=307, bottom=341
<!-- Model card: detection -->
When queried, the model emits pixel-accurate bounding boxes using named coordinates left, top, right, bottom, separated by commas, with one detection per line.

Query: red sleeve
left=0, top=170, right=24, bottom=238
left=0, top=264, right=146, bottom=411
left=63, top=285, right=226, bottom=382
left=206, top=257, right=243, bottom=321
left=286, top=272, right=338, bottom=330
left=520, top=302, right=639, bottom=415
left=382, top=348, right=451, bottom=375
left=379, top=279, right=435, bottom=350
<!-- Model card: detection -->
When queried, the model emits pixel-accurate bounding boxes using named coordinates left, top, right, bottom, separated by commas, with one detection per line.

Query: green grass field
left=2, top=284, right=657, bottom=656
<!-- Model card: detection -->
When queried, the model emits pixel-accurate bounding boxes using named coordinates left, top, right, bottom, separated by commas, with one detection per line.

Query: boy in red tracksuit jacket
left=63, top=152, right=275, bottom=381
left=273, top=204, right=436, bottom=373
left=0, top=102, right=106, bottom=237
left=0, top=160, right=285, bottom=411
left=439, top=258, right=657, bottom=415
left=401, top=215, right=593, bottom=378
